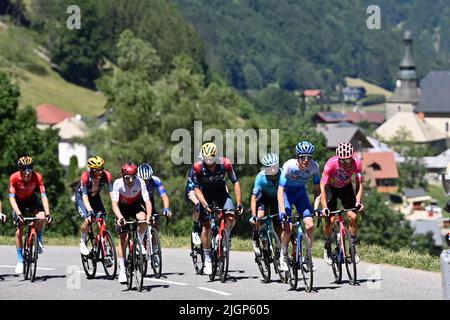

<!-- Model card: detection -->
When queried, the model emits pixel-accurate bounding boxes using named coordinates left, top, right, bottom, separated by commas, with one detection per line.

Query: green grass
left=345, top=77, right=392, bottom=98
left=0, top=235, right=440, bottom=272
left=0, top=22, right=106, bottom=117
left=427, top=184, right=450, bottom=218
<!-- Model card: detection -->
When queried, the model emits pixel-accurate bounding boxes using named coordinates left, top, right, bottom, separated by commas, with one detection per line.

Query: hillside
left=0, top=21, right=105, bottom=116
left=173, top=0, right=450, bottom=92
left=345, top=77, right=392, bottom=98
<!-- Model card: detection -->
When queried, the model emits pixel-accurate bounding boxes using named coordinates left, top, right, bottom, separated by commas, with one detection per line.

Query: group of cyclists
left=0, top=139, right=365, bottom=286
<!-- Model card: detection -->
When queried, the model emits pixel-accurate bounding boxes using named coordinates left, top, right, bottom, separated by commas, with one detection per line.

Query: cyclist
left=250, top=153, right=282, bottom=256
left=0, top=194, right=6, bottom=223
left=112, top=162, right=153, bottom=284
left=191, top=142, right=244, bottom=275
left=75, top=156, right=114, bottom=256
left=277, top=142, right=321, bottom=271
left=9, top=156, right=52, bottom=274
left=320, top=142, right=364, bottom=265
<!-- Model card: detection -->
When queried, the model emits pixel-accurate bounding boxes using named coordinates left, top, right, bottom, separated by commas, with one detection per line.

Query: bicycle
left=81, top=212, right=117, bottom=280
left=318, top=208, right=358, bottom=285
left=143, top=214, right=168, bottom=279
left=120, top=220, right=147, bottom=292
left=287, top=213, right=320, bottom=292
left=22, top=217, right=45, bottom=282
left=208, top=207, right=240, bottom=283
left=250, top=214, right=283, bottom=283
left=190, top=226, right=204, bottom=275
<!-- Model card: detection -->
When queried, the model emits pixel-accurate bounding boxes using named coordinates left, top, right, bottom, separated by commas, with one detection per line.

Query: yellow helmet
left=87, top=156, right=105, bottom=169
left=201, top=142, right=217, bottom=159
left=18, top=156, right=33, bottom=169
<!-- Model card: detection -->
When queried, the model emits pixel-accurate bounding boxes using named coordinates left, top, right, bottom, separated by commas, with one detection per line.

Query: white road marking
left=0, top=265, right=56, bottom=271
left=145, top=278, right=189, bottom=286
left=197, top=287, right=232, bottom=296
left=75, top=270, right=106, bottom=276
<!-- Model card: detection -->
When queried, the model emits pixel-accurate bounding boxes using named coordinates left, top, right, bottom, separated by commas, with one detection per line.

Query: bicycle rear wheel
left=81, top=232, right=97, bottom=279
left=343, top=231, right=357, bottom=285
left=133, top=238, right=145, bottom=292
left=101, top=231, right=117, bottom=280
left=30, top=234, right=38, bottom=282
left=300, top=234, right=313, bottom=292
left=150, top=229, right=162, bottom=278
left=219, top=231, right=230, bottom=283
left=331, top=228, right=342, bottom=284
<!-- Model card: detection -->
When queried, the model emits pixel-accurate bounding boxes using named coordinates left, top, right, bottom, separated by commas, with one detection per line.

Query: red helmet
left=336, top=142, right=354, bottom=159
left=121, top=162, right=137, bottom=176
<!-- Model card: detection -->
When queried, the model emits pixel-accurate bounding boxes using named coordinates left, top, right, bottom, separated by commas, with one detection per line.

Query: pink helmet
left=336, top=142, right=354, bottom=159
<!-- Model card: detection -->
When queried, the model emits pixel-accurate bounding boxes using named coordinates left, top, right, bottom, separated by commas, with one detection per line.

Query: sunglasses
left=21, top=167, right=33, bottom=173
left=339, top=158, right=352, bottom=164
left=91, top=169, right=104, bottom=174
left=298, top=155, right=313, bottom=161
left=123, top=175, right=136, bottom=180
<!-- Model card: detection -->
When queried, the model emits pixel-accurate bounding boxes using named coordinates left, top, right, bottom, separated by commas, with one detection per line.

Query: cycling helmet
left=336, top=142, right=354, bottom=159
left=18, top=156, right=33, bottom=169
left=201, top=142, right=217, bottom=159
left=87, top=156, right=105, bottom=169
left=137, top=163, right=153, bottom=180
left=261, top=153, right=279, bottom=167
left=295, top=141, right=315, bottom=155
left=121, top=161, right=138, bottom=176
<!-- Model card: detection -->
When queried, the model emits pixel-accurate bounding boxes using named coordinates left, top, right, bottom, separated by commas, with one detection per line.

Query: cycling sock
left=17, top=248, right=23, bottom=263
left=138, top=230, right=146, bottom=245
left=281, top=245, right=288, bottom=256
left=37, top=231, right=43, bottom=244
left=204, top=249, right=211, bottom=262
left=350, top=234, right=357, bottom=245
left=193, top=221, right=201, bottom=234
left=81, top=233, right=87, bottom=242
left=119, top=258, right=125, bottom=271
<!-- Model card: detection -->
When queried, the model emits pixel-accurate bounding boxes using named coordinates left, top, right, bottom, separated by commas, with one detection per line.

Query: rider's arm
left=233, top=181, right=242, bottom=206
left=154, top=176, right=170, bottom=210
left=111, top=200, right=123, bottom=221
left=194, top=187, right=208, bottom=208
left=139, top=178, right=152, bottom=220
left=224, top=158, right=242, bottom=206
left=313, top=161, right=321, bottom=199
left=80, top=172, right=94, bottom=212
left=37, top=173, right=50, bottom=217
left=250, top=194, right=258, bottom=217
left=111, top=180, right=123, bottom=220
left=320, top=161, right=332, bottom=209
left=144, top=199, right=153, bottom=221
left=277, top=164, right=288, bottom=213
left=9, top=176, right=22, bottom=217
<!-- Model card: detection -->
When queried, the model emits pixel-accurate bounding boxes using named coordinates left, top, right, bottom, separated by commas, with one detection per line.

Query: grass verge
left=0, top=235, right=440, bottom=272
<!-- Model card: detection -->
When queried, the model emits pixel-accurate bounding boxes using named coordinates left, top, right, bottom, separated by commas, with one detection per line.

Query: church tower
left=385, top=31, right=421, bottom=120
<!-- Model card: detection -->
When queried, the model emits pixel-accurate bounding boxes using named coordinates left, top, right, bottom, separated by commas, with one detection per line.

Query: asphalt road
left=0, top=246, right=443, bottom=300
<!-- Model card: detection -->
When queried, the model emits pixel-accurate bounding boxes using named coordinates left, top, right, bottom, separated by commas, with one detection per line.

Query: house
left=36, top=104, right=74, bottom=129
left=373, top=112, right=448, bottom=154
left=303, top=90, right=322, bottom=102
left=361, top=152, right=399, bottom=193
left=366, top=136, right=405, bottom=163
left=316, top=125, right=373, bottom=152
left=410, top=220, right=445, bottom=247
left=314, top=111, right=384, bottom=126
left=422, top=149, right=450, bottom=174
left=385, top=31, right=421, bottom=120
left=343, top=86, right=366, bottom=102
left=53, top=116, right=88, bottom=169
left=414, top=71, right=450, bottom=138
left=402, top=188, right=432, bottom=211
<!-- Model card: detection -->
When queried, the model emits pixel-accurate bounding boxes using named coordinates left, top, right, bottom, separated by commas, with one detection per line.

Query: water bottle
left=336, top=231, right=341, bottom=244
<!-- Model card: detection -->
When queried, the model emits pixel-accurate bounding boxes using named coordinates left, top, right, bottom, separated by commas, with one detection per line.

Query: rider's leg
left=36, top=211, right=46, bottom=246
left=136, top=211, right=148, bottom=246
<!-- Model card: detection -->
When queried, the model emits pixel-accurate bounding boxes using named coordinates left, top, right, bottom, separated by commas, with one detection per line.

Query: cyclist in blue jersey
left=277, top=141, right=321, bottom=271
left=250, top=153, right=282, bottom=256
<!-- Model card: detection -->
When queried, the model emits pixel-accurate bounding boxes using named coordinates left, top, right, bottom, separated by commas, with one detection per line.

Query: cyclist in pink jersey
left=320, top=142, right=365, bottom=265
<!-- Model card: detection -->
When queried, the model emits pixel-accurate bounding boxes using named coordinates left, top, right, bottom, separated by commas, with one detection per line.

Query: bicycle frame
left=256, top=214, right=279, bottom=258
left=328, top=208, right=357, bottom=264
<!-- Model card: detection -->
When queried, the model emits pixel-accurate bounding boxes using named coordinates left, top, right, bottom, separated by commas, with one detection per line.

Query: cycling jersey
left=279, top=159, right=321, bottom=189
left=321, top=156, right=362, bottom=188
left=111, top=177, right=150, bottom=206
left=191, top=157, right=238, bottom=198
left=144, top=176, right=167, bottom=199
left=252, top=170, right=281, bottom=202
left=185, top=167, right=195, bottom=195
left=9, top=171, right=46, bottom=201
left=76, top=170, right=113, bottom=198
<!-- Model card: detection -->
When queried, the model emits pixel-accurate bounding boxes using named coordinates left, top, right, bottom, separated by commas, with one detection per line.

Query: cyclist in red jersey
left=320, top=142, right=364, bottom=265
left=9, top=156, right=52, bottom=274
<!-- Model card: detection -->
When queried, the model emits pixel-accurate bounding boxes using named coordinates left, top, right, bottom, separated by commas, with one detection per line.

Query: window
left=397, top=106, right=401, bottom=112
left=446, top=122, right=449, bottom=133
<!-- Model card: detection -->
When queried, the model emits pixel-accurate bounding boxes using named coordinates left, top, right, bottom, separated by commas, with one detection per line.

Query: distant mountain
left=172, top=0, right=450, bottom=93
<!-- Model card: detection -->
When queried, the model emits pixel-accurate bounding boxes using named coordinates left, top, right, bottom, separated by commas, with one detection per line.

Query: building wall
left=58, top=141, right=87, bottom=168
left=385, top=102, right=415, bottom=120
left=423, top=116, right=450, bottom=137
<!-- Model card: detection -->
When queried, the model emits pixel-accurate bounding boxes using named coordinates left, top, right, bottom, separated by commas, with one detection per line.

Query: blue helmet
left=295, top=141, right=315, bottom=155
left=261, top=153, right=279, bottom=167
left=137, top=163, right=153, bottom=180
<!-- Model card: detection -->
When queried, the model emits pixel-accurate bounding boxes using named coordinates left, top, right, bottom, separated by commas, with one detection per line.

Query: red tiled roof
left=36, top=104, right=74, bottom=125
left=304, top=90, right=322, bottom=97
left=362, top=152, right=399, bottom=179
left=316, top=111, right=384, bottom=124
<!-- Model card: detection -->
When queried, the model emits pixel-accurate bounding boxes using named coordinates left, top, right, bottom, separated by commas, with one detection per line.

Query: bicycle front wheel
left=219, top=231, right=230, bottom=283
left=102, top=231, right=117, bottom=280
left=190, top=237, right=204, bottom=275
left=81, top=232, right=97, bottom=279
left=209, top=235, right=218, bottom=281
left=133, top=238, right=145, bottom=292
left=343, top=231, right=357, bottom=285
left=150, top=229, right=162, bottom=278
left=125, top=241, right=133, bottom=291
left=23, top=236, right=30, bottom=280
left=288, top=237, right=298, bottom=290
left=300, top=234, right=313, bottom=292
left=331, top=228, right=342, bottom=284
left=255, top=234, right=271, bottom=283
left=30, top=233, right=38, bottom=282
